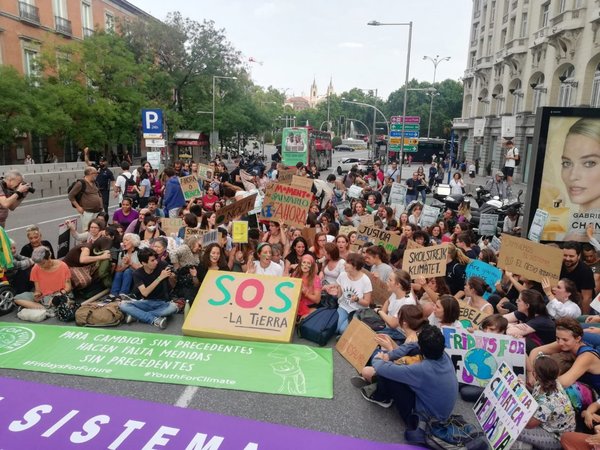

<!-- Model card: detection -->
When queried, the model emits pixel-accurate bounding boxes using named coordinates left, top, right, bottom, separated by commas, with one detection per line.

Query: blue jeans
left=119, top=299, right=178, bottom=324
left=111, top=268, right=133, bottom=296
left=418, top=189, right=427, bottom=204
left=405, top=194, right=417, bottom=205
left=337, top=307, right=351, bottom=334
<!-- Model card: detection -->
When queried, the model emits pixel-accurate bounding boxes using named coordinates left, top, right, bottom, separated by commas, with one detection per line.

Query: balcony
left=55, top=16, right=72, bottom=36
left=82, top=27, right=94, bottom=38
left=18, top=1, right=40, bottom=25
left=464, top=68, right=476, bottom=79
left=452, top=118, right=472, bottom=129
left=550, top=8, right=587, bottom=29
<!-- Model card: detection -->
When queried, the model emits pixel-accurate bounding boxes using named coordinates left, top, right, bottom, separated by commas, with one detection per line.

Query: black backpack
left=67, top=179, right=86, bottom=206
left=122, top=174, right=139, bottom=204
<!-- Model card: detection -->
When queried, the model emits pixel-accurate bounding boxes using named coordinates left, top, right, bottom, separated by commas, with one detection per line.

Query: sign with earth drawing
left=442, top=326, right=526, bottom=387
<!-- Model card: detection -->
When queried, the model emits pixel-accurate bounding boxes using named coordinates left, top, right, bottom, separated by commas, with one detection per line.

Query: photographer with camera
left=0, top=169, right=34, bottom=228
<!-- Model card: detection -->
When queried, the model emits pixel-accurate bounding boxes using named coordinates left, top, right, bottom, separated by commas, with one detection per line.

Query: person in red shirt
left=293, top=254, right=322, bottom=318
left=202, top=186, right=219, bottom=211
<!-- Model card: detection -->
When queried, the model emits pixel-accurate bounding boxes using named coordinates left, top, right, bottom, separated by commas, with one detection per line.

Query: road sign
left=390, top=123, right=420, bottom=132
left=390, top=130, right=419, bottom=138
left=390, top=116, right=421, bottom=124
left=145, top=139, right=166, bottom=148
left=390, top=145, right=417, bottom=152
left=389, top=138, right=419, bottom=145
left=142, top=109, right=163, bottom=135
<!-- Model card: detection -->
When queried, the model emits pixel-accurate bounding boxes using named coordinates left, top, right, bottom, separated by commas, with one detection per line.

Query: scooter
left=469, top=189, right=524, bottom=235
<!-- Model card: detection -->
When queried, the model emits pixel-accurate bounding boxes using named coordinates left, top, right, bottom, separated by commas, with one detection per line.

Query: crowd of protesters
left=4, top=144, right=600, bottom=450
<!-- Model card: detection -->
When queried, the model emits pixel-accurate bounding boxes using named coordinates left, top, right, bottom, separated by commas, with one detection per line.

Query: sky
left=130, top=0, right=473, bottom=100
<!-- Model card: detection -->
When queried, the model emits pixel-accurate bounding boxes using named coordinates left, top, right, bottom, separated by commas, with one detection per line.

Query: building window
left=575, top=0, right=584, bottom=8
left=81, top=1, right=93, bottom=37
left=23, top=48, right=39, bottom=78
left=558, top=67, right=575, bottom=107
left=495, top=96, right=505, bottom=115
left=591, top=64, right=600, bottom=107
left=105, top=12, right=115, bottom=32
left=541, top=3, right=550, bottom=27
left=487, top=36, right=493, bottom=55
left=53, top=0, right=67, bottom=18
left=532, top=74, right=546, bottom=111
left=501, top=29, right=507, bottom=46
left=559, top=0, right=567, bottom=12
left=519, top=13, right=528, bottom=37
left=490, top=1, right=496, bottom=22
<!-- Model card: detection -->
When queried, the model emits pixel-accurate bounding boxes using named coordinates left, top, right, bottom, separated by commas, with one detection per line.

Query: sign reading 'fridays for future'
left=0, top=324, right=333, bottom=399
left=0, top=377, right=413, bottom=450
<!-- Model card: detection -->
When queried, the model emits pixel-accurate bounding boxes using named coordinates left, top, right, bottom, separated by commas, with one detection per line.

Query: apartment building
left=0, top=0, right=154, bottom=162
left=453, top=0, right=600, bottom=182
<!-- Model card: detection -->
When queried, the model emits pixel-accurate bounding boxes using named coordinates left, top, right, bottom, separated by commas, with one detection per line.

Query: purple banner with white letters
left=0, top=377, right=424, bottom=449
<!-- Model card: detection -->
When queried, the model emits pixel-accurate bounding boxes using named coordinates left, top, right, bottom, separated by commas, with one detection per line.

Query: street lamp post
left=212, top=75, right=237, bottom=157
left=423, top=55, right=450, bottom=138
left=341, top=99, right=389, bottom=162
left=368, top=20, right=412, bottom=179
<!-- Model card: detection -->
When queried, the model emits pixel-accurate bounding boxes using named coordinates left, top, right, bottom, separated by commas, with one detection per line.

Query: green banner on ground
left=0, top=323, right=333, bottom=399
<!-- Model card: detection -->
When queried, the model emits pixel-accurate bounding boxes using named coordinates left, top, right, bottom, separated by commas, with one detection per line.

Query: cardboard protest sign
left=457, top=300, right=491, bottom=329
left=360, top=214, right=375, bottom=227
left=443, top=327, right=526, bottom=387
left=420, top=204, right=440, bottom=228
left=57, top=219, right=76, bottom=259
left=277, top=167, right=296, bottom=185
left=336, top=319, right=378, bottom=372
left=473, top=363, right=537, bottom=450
left=216, top=193, right=258, bottom=226
left=179, top=175, right=201, bottom=201
left=465, top=260, right=503, bottom=299
left=347, top=185, right=363, bottom=199
left=291, top=175, right=314, bottom=191
left=197, top=164, right=213, bottom=181
left=185, top=228, right=205, bottom=237
left=406, top=239, right=422, bottom=250
left=363, top=271, right=391, bottom=306
left=239, top=188, right=264, bottom=215
left=528, top=209, right=549, bottom=242
left=160, top=218, right=183, bottom=237
left=184, top=271, right=301, bottom=343
left=356, top=225, right=402, bottom=254
left=479, top=213, right=499, bottom=236
left=261, top=184, right=312, bottom=228
left=392, top=203, right=406, bottom=220
left=339, top=225, right=357, bottom=237
left=389, top=182, right=407, bottom=205
left=232, top=221, right=249, bottom=243
left=402, top=243, right=448, bottom=278
left=202, top=230, right=219, bottom=246
left=497, top=234, right=562, bottom=283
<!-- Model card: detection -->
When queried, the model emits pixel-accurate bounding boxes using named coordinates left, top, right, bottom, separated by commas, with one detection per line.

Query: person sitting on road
left=62, top=237, right=113, bottom=291
left=67, top=217, right=106, bottom=244
left=14, top=246, right=72, bottom=314
left=119, top=247, right=178, bottom=329
left=360, top=324, right=458, bottom=430
left=109, top=232, right=142, bottom=300
left=20, top=225, right=55, bottom=259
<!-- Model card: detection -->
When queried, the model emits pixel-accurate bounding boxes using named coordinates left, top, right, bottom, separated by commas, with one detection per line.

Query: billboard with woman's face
left=525, top=108, right=600, bottom=242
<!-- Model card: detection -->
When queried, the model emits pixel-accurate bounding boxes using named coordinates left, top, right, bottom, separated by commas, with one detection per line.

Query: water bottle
left=184, top=300, right=191, bottom=318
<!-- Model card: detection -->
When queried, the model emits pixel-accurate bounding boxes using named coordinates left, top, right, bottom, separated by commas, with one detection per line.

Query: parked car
left=334, top=145, right=355, bottom=152
left=336, top=158, right=373, bottom=175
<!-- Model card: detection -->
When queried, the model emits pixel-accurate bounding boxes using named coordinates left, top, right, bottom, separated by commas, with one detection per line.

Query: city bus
left=281, top=127, right=332, bottom=171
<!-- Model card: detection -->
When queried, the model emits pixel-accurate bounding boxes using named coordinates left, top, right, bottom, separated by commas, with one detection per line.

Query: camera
left=21, top=183, right=35, bottom=194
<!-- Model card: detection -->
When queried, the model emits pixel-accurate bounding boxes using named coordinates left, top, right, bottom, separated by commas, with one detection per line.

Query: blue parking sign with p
left=142, top=109, right=163, bottom=134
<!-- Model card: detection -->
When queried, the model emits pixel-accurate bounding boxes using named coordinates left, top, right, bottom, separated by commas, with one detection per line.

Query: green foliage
left=331, top=136, right=342, bottom=147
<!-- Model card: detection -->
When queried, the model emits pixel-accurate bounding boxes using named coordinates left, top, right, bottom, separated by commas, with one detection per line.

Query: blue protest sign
left=466, top=259, right=502, bottom=299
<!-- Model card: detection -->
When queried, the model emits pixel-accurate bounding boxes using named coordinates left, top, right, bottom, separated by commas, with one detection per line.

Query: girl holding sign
left=516, top=355, right=575, bottom=450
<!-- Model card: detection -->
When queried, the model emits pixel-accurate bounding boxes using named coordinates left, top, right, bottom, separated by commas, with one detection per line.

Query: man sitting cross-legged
left=119, top=247, right=177, bottom=329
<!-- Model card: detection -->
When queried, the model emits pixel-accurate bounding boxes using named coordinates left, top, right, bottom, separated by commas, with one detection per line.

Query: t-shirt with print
left=532, top=383, right=576, bottom=435
left=336, top=272, right=372, bottom=313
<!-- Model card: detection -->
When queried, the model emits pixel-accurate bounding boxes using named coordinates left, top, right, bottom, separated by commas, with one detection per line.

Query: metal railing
left=18, top=1, right=40, bottom=24
left=55, top=16, right=72, bottom=36
left=82, top=27, right=94, bottom=38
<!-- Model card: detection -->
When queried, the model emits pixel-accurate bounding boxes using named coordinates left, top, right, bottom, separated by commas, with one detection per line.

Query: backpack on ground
left=75, top=301, right=123, bottom=327
left=67, top=179, right=86, bottom=206
left=55, top=297, right=80, bottom=322
left=298, top=307, right=339, bottom=346
left=354, top=308, right=386, bottom=332
left=405, top=414, right=487, bottom=450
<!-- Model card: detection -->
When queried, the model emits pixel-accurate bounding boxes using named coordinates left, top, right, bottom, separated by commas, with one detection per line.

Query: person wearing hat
left=503, top=207, right=522, bottom=236
left=485, top=170, right=508, bottom=200
left=84, top=147, right=114, bottom=215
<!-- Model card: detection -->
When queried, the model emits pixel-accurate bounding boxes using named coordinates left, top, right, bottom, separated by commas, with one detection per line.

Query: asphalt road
left=0, top=143, right=480, bottom=448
